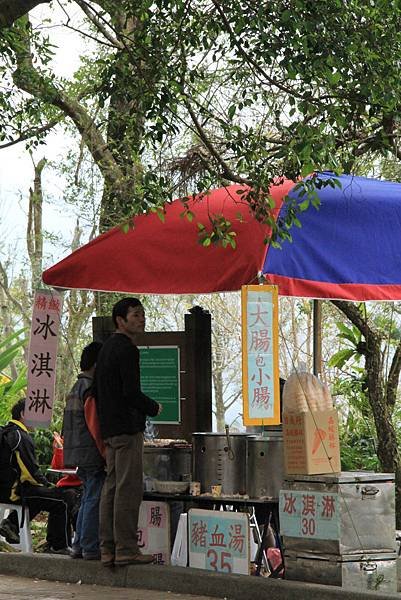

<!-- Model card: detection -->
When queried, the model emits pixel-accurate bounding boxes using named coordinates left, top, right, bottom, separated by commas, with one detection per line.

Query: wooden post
left=185, top=306, right=212, bottom=432
left=313, top=299, right=322, bottom=376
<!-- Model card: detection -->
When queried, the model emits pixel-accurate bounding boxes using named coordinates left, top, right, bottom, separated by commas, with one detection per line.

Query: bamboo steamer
left=283, top=371, right=333, bottom=413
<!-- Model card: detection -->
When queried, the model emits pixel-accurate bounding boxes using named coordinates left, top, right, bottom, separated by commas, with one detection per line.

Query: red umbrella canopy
left=43, top=180, right=295, bottom=294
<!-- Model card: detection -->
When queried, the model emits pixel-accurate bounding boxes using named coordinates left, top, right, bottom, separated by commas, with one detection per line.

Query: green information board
left=139, top=346, right=180, bottom=424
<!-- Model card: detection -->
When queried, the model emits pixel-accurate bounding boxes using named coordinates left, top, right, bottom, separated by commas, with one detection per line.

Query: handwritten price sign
left=279, top=490, right=341, bottom=540
left=241, top=285, right=280, bottom=426
left=188, top=509, right=250, bottom=575
left=138, top=501, right=170, bottom=565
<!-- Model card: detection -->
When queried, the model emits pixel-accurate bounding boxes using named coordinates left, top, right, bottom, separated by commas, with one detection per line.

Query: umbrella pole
left=313, top=300, right=322, bottom=376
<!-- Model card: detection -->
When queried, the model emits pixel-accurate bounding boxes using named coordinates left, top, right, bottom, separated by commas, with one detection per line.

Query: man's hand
left=157, top=403, right=163, bottom=415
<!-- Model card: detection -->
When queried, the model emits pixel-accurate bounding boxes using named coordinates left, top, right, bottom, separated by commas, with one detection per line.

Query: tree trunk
left=332, top=300, right=401, bottom=527
left=27, top=157, right=45, bottom=295
left=213, top=368, right=225, bottom=432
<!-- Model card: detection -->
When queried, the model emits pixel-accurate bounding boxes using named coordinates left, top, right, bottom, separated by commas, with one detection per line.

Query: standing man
left=94, top=298, right=161, bottom=567
left=63, top=341, right=105, bottom=560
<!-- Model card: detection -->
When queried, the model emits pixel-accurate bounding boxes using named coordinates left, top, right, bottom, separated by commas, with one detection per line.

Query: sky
left=0, top=3, right=89, bottom=269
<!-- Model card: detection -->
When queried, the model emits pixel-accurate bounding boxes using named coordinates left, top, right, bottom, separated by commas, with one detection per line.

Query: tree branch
left=12, top=17, right=127, bottom=196
left=0, top=261, right=30, bottom=323
left=74, top=0, right=123, bottom=48
left=184, top=99, right=252, bottom=185
left=0, top=0, right=49, bottom=29
left=331, top=300, right=373, bottom=340
left=0, top=118, right=60, bottom=150
left=224, top=389, right=242, bottom=410
left=210, top=0, right=307, bottom=101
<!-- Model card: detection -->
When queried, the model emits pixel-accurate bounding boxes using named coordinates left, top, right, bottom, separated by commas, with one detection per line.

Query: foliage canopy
left=2, top=1, right=401, bottom=234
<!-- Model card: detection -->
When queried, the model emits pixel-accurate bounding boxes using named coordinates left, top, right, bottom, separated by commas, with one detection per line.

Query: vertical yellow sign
left=242, top=285, right=280, bottom=426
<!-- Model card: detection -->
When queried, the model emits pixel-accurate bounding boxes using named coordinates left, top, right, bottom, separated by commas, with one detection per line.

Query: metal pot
left=143, top=446, right=192, bottom=481
left=192, top=431, right=248, bottom=495
left=247, top=430, right=284, bottom=499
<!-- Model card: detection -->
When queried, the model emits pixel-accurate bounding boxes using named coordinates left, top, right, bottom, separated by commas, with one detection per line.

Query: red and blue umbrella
left=42, top=172, right=401, bottom=301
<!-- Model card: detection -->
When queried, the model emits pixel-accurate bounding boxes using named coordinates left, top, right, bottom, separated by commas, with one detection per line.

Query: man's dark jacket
left=94, top=333, right=159, bottom=439
left=63, top=373, right=104, bottom=469
left=0, top=419, right=48, bottom=502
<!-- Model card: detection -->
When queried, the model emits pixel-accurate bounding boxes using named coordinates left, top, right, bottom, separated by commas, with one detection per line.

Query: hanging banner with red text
left=25, top=289, right=63, bottom=429
left=188, top=509, right=250, bottom=575
left=241, top=285, right=280, bottom=425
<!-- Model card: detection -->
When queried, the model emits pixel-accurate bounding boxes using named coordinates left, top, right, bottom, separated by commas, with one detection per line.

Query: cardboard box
left=283, top=409, right=341, bottom=475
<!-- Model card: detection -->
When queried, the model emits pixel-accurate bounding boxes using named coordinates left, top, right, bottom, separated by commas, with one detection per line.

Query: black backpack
left=0, top=425, right=18, bottom=499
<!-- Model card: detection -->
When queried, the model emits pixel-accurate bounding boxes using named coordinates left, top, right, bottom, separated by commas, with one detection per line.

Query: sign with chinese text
left=139, top=346, right=180, bottom=424
left=188, top=509, right=250, bottom=575
left=25, top=289, right=63, bottom=429
left=241, top=285, right=280, bottom=425
left=282, top=410, right=341, bottom=474
left=280, top=490, right=340, bottom=540
left=138, top=500, right=170, bottom=565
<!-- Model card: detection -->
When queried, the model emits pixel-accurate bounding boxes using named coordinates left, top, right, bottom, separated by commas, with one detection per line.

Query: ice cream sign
left=25, top=289, right=63, bottom=429
left=279, top=490, right=341, bottom=540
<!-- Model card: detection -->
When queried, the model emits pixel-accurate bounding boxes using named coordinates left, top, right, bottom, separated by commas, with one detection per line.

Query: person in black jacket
left=94, top=297, right=161, bottom=567
left=63, top=341, right=104, bottom=560
left=0, top=399, right=72, bottom=553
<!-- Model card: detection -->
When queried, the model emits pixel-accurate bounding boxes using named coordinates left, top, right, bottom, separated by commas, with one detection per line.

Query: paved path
left=0, top=553, right=398, bottom=600
left=0, top=574, right=222, bottom=600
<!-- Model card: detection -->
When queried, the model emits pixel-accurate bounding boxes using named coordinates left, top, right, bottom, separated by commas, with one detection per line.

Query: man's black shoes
left=0, top=518, right=20, bottom=544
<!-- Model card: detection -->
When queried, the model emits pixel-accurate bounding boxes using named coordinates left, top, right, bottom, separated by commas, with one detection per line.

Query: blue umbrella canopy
left=264, top=172, right=401, bottom=300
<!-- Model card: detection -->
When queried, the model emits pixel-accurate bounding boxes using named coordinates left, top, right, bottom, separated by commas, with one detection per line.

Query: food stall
left=41, top=174, right=401, bottom=590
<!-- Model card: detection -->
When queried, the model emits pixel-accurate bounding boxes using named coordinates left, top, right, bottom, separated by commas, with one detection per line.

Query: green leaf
left=336, top=323, right=361, bottom=345
left=156, top=210, right=165, bottom=223
left=301, top=162, right=315, bottom=177
left=328, top=348, right=356, bottom=369
left=0, top=348, right=20, bottom=372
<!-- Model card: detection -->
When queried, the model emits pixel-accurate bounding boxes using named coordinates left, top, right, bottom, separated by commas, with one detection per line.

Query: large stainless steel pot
left=192, top=431, right=248, bottom=495
left=143, top=446, right=192, bottom=481
left=247, top=430, right=284, bottom=499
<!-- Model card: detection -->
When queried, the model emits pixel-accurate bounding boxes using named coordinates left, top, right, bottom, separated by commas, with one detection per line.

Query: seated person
left=55, top=474, right=83, bottom=533
left=0, top=399, right=72, bottom=554
left=50, top=432, right=83, bottom=534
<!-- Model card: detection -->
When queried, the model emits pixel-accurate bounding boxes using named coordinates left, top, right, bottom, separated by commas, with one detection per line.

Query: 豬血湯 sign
left=188, top=508, right=250, bottom=575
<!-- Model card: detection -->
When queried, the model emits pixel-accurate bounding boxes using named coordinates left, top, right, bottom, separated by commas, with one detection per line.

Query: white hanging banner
left=25, top=289, right=63, bottom=429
